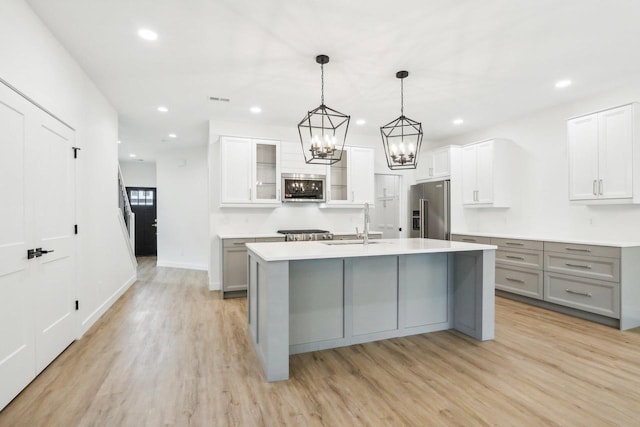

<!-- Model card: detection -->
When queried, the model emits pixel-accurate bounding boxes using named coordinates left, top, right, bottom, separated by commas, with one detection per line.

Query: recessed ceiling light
left=250, top=106, right=262, bottom=114
left=157, top=106, right=168, bottom=113
left=129, top=153, right=137, bottom=158
left=117, top=140, right=122, bottom=144
left=355, top=119, right=366, bottom=126
left=138, top=28, right=158, bottom=41
left=168, top=133, right=177, bottom=138
left=453, top=118, right=464, bottom=125
left=555, top=79, right=572, bottom=88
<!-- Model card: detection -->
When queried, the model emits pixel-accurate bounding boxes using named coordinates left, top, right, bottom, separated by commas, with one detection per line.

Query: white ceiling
left=26, top=0, right=640, bottom=162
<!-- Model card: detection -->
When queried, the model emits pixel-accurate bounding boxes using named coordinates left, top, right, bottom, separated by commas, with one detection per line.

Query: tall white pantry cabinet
left=568, top=103, right=640, bottom=203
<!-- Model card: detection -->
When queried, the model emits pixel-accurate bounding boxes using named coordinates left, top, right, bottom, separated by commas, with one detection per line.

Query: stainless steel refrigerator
left=410, top=180, right=450, bottom=240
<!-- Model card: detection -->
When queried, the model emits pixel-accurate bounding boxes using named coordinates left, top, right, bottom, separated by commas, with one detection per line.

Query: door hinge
left=75, top=300, right=79, bottom=311
left=74, top=224, right=78, bottom=235
left=72, top=147, right=81, bottom=159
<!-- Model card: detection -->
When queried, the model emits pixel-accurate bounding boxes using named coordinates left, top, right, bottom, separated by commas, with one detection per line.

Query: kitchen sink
left=322, top=241, right=388, bottom=245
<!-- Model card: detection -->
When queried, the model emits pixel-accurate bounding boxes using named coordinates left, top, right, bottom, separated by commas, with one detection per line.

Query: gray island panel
left=247, top=238, right=496, bottom=382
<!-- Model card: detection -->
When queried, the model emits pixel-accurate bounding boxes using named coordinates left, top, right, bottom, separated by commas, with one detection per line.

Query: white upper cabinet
left=568, top=104, right=637, bottom=203
left=461, top=139, right=513, bottom=207
left=416, top=145, right=460, bottom=182
left=325, top=146, right=375, bottom=207
left=220, top=136, right=281, bottom=207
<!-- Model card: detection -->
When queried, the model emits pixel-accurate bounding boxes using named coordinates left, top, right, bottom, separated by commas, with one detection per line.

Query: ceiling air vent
left=209, top=96, right=230, bottom=102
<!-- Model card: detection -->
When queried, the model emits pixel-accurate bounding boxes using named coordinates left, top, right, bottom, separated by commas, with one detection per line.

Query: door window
left=129, top=189, right=155, bottom=206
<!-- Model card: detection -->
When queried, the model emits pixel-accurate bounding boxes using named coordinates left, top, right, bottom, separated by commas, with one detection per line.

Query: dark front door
left=127, top=187, right=157, bottom=256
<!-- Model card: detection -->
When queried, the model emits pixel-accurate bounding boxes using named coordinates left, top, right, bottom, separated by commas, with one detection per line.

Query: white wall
left=431, top=79, right=640, bottom=242
left=156, top=146, right=209, bottom=271
left=0, top=0, right=137, bottom=335
left=208, top=119, right=414, bottom=289
left=120, top=161, right=157, bottom=188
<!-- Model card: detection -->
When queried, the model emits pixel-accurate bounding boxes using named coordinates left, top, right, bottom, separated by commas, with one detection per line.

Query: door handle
left=599, top=179, right=603, bottom=195
left=593, top=180, right=597, bottom=196
left=152, top=224, right=158, bottom=227
left=29, top=248, right=54, bottom=259
left=27, top=249, right=41, bottom=259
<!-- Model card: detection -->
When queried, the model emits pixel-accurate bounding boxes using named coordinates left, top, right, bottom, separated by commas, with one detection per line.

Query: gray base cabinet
left=221, top=237, right=285, bottom=297
left=452, top=233, right=640, bottom=330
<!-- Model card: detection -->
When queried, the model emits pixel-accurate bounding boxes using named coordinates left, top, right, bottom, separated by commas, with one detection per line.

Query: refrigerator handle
left=444, top=181, right=450, bottom=240
left=420, top=198, right=428, bottom=239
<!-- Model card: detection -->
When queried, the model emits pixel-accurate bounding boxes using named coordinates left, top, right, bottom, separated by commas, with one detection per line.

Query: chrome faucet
left=355, top=203, right=370, bottom=245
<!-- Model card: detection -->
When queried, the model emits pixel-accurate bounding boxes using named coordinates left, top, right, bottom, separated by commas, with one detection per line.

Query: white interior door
left=32, top=115, right=76, bottom=372
left=0, top=84, right=36, bottom=410
left=372, top=174, right=400, bottom=238
left=0, top=83, right=76, bottom=410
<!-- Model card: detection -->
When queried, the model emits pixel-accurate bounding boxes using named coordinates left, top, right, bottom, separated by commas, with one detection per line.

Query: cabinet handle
left=429, top=167, right=433, bottom=176
left=462, top=238, right=476, bottom=242
left=352, top=191, right=355, bottom=202
left=506, top=277, right=525, bottom=284
left=233, top=242, right=247, bottom=246
left=599, top=179, right=603, bottom=195
left=505, top=242, right=523, bottom=246
left=593, top=180, right=597, bottom=196
left=565, top=289, right=592, bottom=297
left=505, top=255, right=525, bottom=260
left=565, top=263, right=592, bottom=269
left=565, top=247, right=591, bottom=253
left=249, top=188, right=252, bottom=200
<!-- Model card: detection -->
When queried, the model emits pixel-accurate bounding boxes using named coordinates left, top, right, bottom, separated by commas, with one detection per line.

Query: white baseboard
left=79, top=273, right=137, bottom=338
left=209, top=280, right=221, bottom=291
left=156, top=260, right=208, bottom=271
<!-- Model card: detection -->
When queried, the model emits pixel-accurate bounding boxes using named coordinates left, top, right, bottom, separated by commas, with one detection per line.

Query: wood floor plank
left=2, top=256, right=640, bottom=426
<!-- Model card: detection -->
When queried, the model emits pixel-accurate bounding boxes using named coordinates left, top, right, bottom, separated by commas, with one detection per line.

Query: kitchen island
left=245, top=238, right=497, bottom=382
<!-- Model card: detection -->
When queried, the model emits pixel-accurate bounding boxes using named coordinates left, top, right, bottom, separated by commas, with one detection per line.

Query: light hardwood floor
left=2, top=257, right=640, bottom=426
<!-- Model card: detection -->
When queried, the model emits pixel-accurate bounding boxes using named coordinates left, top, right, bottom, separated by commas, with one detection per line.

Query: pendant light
left=298, top=55, right=350, bottom=165
left=380, top=70, right=423, bottom=170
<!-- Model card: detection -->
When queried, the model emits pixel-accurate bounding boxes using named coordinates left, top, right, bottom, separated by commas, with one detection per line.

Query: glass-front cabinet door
left=253, top=139, right=280, bottom=203
left=328, top=149, right=349, bottom=203
left=219, top=136, right=280, bottom=207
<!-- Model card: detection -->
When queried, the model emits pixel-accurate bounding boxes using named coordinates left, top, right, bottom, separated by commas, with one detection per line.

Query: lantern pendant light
left=297, top=54, right=350, bottom=165
left=380, top=70, right=423, bottom=170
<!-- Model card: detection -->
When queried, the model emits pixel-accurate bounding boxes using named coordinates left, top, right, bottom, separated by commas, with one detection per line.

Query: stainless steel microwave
left=281, top=174, right=326, bottom=202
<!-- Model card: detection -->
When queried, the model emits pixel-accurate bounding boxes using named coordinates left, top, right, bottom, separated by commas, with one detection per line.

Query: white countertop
left=452, top=231, right=640, bottom=248
left=218, top=230, right=383, bottom=239
left=246, top=238, right=496, bottom=261
left=218, top=233, right=283, bottom=239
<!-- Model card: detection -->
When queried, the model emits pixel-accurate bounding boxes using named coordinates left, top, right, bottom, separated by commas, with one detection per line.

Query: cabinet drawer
left=496, top=266, right=543, bottom=300
left=544, top=242, right=620, bottom=259
left=451, top=234, right=491, bottom=245
left=223, top=238, right=255, bottom=248
left=496, top=249, right=543, bottom=270
left=544, top=272, right=620, bottom=318
left=254, top=237, right=285, bottom=243
left=544, top=252, right=620, bottom=283
left=491, top=237, right=543, bottom=251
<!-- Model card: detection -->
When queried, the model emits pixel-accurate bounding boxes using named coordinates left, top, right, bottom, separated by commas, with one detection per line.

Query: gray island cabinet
left=245, top=238, right=497, bottom=382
